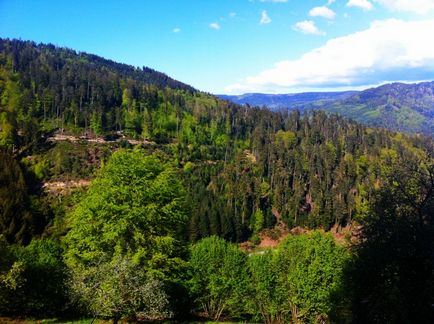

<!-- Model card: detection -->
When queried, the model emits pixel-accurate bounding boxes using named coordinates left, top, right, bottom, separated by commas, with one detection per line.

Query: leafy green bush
left=247, top=250, right=290, bottom=323
left=0, top=237, right=69, bottom=317
left=275, top=231, right=349, bottom=323
left=189, top=236, right=249, bottom=321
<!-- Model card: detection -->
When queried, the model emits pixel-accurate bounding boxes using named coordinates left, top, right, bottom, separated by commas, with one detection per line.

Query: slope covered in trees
left=1, top=38, right=434, bottom=243
left=324, top=81, right=434, bottom=135
left=1, top=38, right=434, bottom=322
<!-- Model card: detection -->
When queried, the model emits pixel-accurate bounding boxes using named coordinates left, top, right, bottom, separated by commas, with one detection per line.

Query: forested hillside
left=1, top=38, right=433, bottom=242
left=325, top=81, right=434, bottom=135
left=1, top=39, right=434, bottom=322
left=222, top=82, right=434, bottom=136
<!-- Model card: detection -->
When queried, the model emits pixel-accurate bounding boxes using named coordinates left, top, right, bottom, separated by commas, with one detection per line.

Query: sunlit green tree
left=189, top=236, right=249, bottom=321
left=65, top=149, right=188, bottom=321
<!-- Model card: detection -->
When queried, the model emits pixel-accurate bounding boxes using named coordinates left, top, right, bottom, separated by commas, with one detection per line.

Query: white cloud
left=260, top=10, right=272, bottom=24
left=229, top=12, right=237, bottom=18
left=293, top=20, right=325, bottom=35
left=172, top=27, right=181, bottom=33
left=209, top=22, right=221, bottom=30
left=225, top=19, right=434, bottom=94
left=374, top=0, right=434, bottom=14
left=327, top=0, right=336, bottom=4
left=309, top=6, right=336, bottom=19
left=346, top=0, right=373, bottom=10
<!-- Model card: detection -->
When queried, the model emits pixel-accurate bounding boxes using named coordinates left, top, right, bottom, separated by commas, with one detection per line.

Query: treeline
left=2, top=39, right=434, bottom=244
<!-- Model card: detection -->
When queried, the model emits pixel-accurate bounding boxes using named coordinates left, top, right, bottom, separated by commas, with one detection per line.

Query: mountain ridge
left=0, top=38, right=197, bottom=93
left=220, top=81, right=434, bottom=135
left=218, top=91, right=358, bottom=109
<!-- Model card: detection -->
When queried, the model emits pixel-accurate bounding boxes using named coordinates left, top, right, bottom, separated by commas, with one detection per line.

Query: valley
left=0, top=38, right=433, bottom=323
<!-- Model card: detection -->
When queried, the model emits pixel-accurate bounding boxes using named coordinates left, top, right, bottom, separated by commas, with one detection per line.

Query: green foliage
left=32, top=157, right=51, bottom=180
left=275, top=231, right=349, bottom=323
left=275, top=130, right=297, bottom=148
left=124, top=108, right=143, bottom=138
left=349, top=159, right=434, bottom=323
left=250, top=209, right=264, bottom=236
left=0, top=237, right=69, bottom=317
left=188, top=233, right=349, bottom=323
left=189, top=236, right=249, bottom=321
left=46, top=141, right=112, bottom=180
left=64, top=149, right=188, bottom=320
left=1, top=38, right=434, bottom=323
left=0, top=149, right=35, bottom=244
left=247, top=251, right=291, bottom=323
left=2, top=38, right=434, bottom=242
left=69, top=256, right=172, bottom=321
left=0, top=68, right=20, bottom=148
left=90, top=111, right=103, bottom=136
left=0, top=108, right=18, bottom=148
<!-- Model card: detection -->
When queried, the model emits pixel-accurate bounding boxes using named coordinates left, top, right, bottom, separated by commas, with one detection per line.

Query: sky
left=1, top=0, right=434, bottom=94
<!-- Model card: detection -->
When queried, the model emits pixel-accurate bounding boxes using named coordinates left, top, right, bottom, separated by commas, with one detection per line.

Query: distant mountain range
left=218, top=91, right=357, bottom=110
left=220, top=82, right=434, bottom=135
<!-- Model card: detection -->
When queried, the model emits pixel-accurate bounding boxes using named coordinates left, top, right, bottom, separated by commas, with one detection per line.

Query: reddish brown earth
left=240, top=206, right=360, bottom=251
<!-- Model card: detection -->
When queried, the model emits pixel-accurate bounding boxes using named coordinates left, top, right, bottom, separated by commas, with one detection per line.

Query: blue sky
left=1, top=0, right=434, bottom=94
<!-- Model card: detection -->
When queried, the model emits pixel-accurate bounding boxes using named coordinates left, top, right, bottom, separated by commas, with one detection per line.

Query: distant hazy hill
left=221, top=82, right=434, bottom=135
left=219, top=91, right=357, bottom=110
left=324, top=82, right=434, bottom=135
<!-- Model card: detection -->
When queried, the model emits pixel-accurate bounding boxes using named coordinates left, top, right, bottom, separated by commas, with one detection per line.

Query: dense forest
left=1, top=39, right=434, bottom=323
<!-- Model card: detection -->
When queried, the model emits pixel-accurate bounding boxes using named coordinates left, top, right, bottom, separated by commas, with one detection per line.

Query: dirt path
left=48, top=133, right=155, bottom=146
left=42, top=179, right=91, bottom=195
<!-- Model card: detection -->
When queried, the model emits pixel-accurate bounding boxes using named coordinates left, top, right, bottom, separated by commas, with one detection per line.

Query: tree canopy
left=64, top=149, right=188, bottom=321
